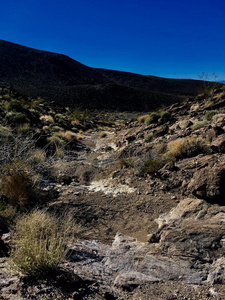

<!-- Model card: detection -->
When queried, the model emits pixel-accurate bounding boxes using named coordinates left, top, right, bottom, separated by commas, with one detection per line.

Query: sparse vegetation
left=204, top=110, right=217, bottom=121
left=191, top=120, right=207, bottom=130
left=10, top=210, right=81, bottom=277
left=144, top=112, right=160, bottom=125
left=165, top=136, right=210, bottom=159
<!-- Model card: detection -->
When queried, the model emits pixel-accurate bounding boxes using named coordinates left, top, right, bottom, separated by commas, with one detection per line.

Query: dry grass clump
left=10, top=210, right=82, bottom=277
left=28, top=149, right=46, bottom=164
left=40, top=115, right=55, bottom=124
left=165, top=136, right=210, bottom=159
left=47, top=133, right=65, bottom=147
left=212, top=113, right=225, bottom=123
left=145, top=132, right=153, bottom=142
left=204, top=110, right=217, bottom=121
left=137, top=114, right=150, bottom=124
left=191, top=120, right=207, bottom=130
left=0, top=126, right=13, bottom=140
left=64, top=130, right=77, bottom=142
left=0, top=167, right=35, bottom=207
left=17, top=123, right=31, bottom=134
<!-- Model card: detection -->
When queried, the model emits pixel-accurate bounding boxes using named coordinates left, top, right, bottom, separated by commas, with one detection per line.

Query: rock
left=212, top=125, right=224, bottom=137
left=207, top=258, right=225, bottom=284
left=190, top=103, right=200, bottom=113
left=154, top=198, right=225, bottom=260
left=114, top=271, right=159, bottom=290
left=211, top=133, right=225, bottom=152
left=187, top=163, right=225, bottom=203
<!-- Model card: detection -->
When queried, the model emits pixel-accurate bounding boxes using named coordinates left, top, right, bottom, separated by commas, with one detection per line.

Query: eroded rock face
left=211, top=133, right=225, bottom=152
left=187, top=163, right=225, bottom=203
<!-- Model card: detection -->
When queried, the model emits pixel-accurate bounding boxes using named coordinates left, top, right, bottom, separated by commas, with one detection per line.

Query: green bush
left=191, top=120, right=207, bottom=130
left=144, top=112, right=160, bottom=125
left=160, top=111, right=171, bottom=123
left=204, top=110, right=217, bottom=121
left=7, top=100, right=25, bottom=112
left=6, top=112, right=29, bottom=125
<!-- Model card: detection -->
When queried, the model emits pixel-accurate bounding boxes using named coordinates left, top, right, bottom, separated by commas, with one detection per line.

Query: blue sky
left=0, top=0, right=225, bottom=80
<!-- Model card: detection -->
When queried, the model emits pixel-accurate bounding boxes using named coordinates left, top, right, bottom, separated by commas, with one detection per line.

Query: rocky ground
left=1, top=86, right=225, bottom=298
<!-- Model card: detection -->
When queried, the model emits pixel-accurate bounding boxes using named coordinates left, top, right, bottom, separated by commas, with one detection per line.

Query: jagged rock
left=211, top=133, right=225, bottom=152
left=207, top=258, right=225, bottom=284
left=187, top=163, right=225, bottom=203
left=114, top=271, right=159, bottom=290
left=154, top=198, right=225, bottom=260
left=212, top=125, right=224, bottom=137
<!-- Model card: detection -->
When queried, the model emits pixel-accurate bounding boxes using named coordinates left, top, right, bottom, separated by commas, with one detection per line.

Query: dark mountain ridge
left=0, top=39, right=204, bottom=111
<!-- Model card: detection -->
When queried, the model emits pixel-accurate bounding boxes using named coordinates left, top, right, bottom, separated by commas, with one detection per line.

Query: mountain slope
left=0, top=40, right=203, bottom=111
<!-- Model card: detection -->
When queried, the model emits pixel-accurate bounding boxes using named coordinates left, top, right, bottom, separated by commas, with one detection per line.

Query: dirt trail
left=49, top=129, right=178, bottom=244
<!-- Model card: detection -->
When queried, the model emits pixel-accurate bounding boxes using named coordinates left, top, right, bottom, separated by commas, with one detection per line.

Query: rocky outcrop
left=187, top=162, right=225, bottom=203
left=211, top=133, right=225, bottom=152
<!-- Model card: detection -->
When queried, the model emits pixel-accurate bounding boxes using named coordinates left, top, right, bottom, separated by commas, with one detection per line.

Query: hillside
left=0, top=40, right=204, bottom=111
left=1, top=83, right=225, bottom=298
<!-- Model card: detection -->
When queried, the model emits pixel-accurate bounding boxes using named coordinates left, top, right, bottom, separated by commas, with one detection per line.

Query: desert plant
left=191, top=120, right=208, bottom=130
left=0, top=126, right=13, bottom=141
left=10, top=210, right=82, bottom=277
left=145, top=112, right=160, bottom=125
left=160, top=111, right=171, bottom=123
left=28, top=149, right=46, bottom=164
left=64, top=130, right=77, bottom=142
left=40, top=115, right=55, bottom=124
left=0, top=164, right=36, bottom=207
left=212, top=113, right=225, bottom=122
left=165, top=136, right=210, bottom=159
left=145, top=132, right=153, bottom=142
left=6, top=99, right=25, bottom=112
left=6, top=112, right=29, bottom=125
left=137, top=114, right=149, bottom=124
left=204, top=110, right=217, bottom=121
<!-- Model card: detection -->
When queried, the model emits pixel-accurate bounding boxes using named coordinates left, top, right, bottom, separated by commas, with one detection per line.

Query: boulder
left=187, top=162, right=225, bottom=203
left=211, top=133, right=225, bottom=152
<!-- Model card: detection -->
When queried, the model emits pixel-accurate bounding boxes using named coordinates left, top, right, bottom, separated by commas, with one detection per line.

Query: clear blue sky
left=0, top=0, right=225, bottom=80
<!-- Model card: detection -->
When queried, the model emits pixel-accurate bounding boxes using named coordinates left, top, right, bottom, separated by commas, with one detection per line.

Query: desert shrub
left=145, top=132, right=153, bottom=142
left=0, top=132, right=36, bottom=166
left=204, top=110, right=217, bottom=121
left=6, top=100, right=24, bottom=112
left=6, top=112, right=29, bottom=125
left=64, top=130, right=77, bottom=142
left=40, top=115, right=55, bottom=124
left=0, top=163, right=36, bottom=207
left=144, top=112, right=160, bottom=125
left=29, top=97, right=43, bottom=108
left=160, top=111, right=171, bottom=123
left=143, top=158, right=164, bottom=175
left=165, top=136, right=210, bottom=159
left=212, top=113, right=225, bottom=123
left=47, top=133, right=65, bottom=147
left=137, top=114, right=149, bottom=124
left=118, top=156, right=133, bottom=169
left=10, top=210, right=82, bottom=277
left=68, top=109, right=90, bottom=122
left=0, top=126, right=13, bottom=141
left=191, top=120, right=207, bottom=130
left=28, top=149, right=46, bottom=164
left=17, top=123, right=31, bottom=134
